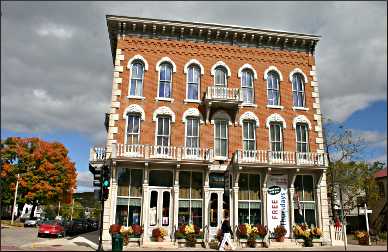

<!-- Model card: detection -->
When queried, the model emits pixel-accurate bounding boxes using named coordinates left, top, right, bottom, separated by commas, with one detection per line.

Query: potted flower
left=301, top=229, right=313, bottom=247
left=274, top=225, right=287, bottom=242
left=120, top=226, right=132, bottom=245
left=237, top=224, right=249, bottom=239
left=310, top=227, right=322, bottom=239
left=184, top=224, right=196, bottom=247
left=355, top=231, right=369, bottom=245
left=255, top=224, right=268, bottom=240
left=152, top=227, right=167, bottom=242
left=131, top=224, right=143, bottom=238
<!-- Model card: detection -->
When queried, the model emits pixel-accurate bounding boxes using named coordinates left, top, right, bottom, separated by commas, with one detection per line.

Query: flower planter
left=358, top=239, right=369, bottom=245
left=304, top=238, right=313, bottom=247
left=110, top=224, right=122, bottom=234
left=276, top=236, right=285, bottom=242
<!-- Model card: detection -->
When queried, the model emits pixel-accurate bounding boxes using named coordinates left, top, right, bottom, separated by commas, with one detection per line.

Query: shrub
left=152, top=228, right=161, bottom=239
left=274, top=225, right=287, bottom=238
left=131, top=224, right=143, bottom=236
left=237, top=224, right=248, bottom=238
left=311, top=227, right=322, bottom=238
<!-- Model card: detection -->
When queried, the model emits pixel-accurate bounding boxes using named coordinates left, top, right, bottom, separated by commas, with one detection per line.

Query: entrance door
left=209, top=189, right=230, bottom=238
left=148, top=188, right=172, bottom=240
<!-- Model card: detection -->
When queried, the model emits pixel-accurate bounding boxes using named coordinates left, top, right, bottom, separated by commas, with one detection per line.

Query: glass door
left=209, top=190, right=230, bottom=238
left=148, top=188, right=172, bottom=240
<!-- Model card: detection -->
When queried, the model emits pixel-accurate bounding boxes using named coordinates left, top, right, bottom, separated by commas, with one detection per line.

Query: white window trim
left=184, top=117, right=200, bottom=149
left=124, top=114, right=141, bottom=145
left=185, top=63, right=202, bottom=101
left=266, top=70, right=281, bottom=106
left=293, top=115, right=312, bottom=130
left=292, top=106, right=309, bottom=111
left=291, top=72, right=307, bottom=108
left=295, top=123, right=310, bottom=153
left=239, top=111, right=259, bottom=127
left=182, top=108, right=204, bottom=124
left=240, top=103, right=258, bottom=108
left=214, top=119, right=229, bottom=160
left=289, top=68, right=308, bottom=83
left=153, top=106, right=175, bottom=122
left=123, top=104, right=146, bottom=121
left=184, top=59, right=204, bottom=75
left=238, top=64, right=258, bottom=79
left=127, top=95, right=146, bottom=100
left=265, top=113, right=286, bottom=128
left=242, top=120, right=257, bottom=151
left=128, top=61, right=145, bottom=98
left=210, top=110, right=232, bottom=125
left=154, top=116, right=172, bottom=146
left=210, top=61, right=231, bottom=77
left=127, top=55, right=149, bottom=71
left=156, top=62, right=174, bottom=100
left=184, top=99, right=201, bottom=104
left=268, top=122, right=283, bottom=152
left=264, top=66, right=283, bottom=81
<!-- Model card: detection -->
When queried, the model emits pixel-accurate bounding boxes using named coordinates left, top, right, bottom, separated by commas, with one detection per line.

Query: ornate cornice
left=239, top=111, right=259, bottom=127
left=265, top=113, right=286, bottom=128
left=153, top=106, right=176, bottom=122
left=123, top=104, right=145, bottom=120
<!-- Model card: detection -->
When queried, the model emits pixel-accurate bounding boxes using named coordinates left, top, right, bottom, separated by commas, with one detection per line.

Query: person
left=219, top=218, right=234, bottom=251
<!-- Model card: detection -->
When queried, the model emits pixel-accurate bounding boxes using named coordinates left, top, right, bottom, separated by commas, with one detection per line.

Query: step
left=269, top=239, right=302, bottom=248
left=142, top=241, right=178, bottom=249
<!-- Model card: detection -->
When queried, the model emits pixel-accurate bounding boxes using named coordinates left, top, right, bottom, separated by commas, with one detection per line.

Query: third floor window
left=158, top=63, right=173, bottom=98
left=129, top=62, right=144, bottom=97
left=241, top=70, right=254, bottom=104
left=214, top=66, right=227, bottom=87
left=292, top=73, right=306, bottom=107
left=267, top=71, right=280, bottom=106
left=187, top=65, right=200, bottom=101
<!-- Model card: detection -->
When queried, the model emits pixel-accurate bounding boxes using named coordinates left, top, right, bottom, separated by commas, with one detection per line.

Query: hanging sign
left=267, top=174, right=290, bottom=237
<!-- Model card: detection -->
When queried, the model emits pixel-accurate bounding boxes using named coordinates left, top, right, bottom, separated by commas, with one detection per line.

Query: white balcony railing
left=116, top=144, right=145, bottom=158
left=149, top=145, right=177, bottom=159
left=235, top=150, right=327, bottom=166
left=181, top=147, right=210, bottom=161
left=89, top=147, right=106, bottom=162
left=205, top=86, right=242, bottom=102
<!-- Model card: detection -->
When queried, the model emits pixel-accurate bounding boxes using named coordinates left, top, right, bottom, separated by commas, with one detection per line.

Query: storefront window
left=293, top=175, right=316, bottom=227
left=116, top=168, right=143, bottom=227
left=149, top=170, right=173, bottom=187
left=178, top=171, right=203, bottom=227
left=238, top=173, right=261, bottom=225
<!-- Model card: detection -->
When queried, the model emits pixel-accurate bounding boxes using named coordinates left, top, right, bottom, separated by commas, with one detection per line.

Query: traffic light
left=102, top=165, right=110, bottom=201
left=103, top=187, right=109, bottom=201
left=90, top=164, right=101, bottom=188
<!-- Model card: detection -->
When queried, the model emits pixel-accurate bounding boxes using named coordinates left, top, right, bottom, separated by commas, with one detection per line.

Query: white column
left=315, top=187, right=322, bottom=228
left=262, top=187, right=268, bottom=227
left=289, top=186, right=295, bottom=238
left=173, top=167, right=180, bottom=232
left=233, top=186, right=239, bottom=241
left=141, top=164, right=149, bottom=242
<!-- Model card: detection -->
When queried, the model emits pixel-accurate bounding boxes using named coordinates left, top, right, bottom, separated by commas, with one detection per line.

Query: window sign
left=209, top=173, right=224, bottom=188
left=267, top=174, right=289, bottom=237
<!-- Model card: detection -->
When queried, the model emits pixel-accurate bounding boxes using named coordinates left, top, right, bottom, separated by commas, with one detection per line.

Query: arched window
left=214, top=66, right=227, bottom=87
left=241, top=69, right=254, bottom=104
left=267, top=71, right=280, bottom=106
left=158, top=63, right=173, bottom=98
left=186, top=64, right=201, bottom=100
left=129, top=61, right=145, bottom=97
left=126, top=113, right=141, bottom=145
left=292, top=73, right=305, bottom=107
left=242, top=120, right=256, bottom=152
left=295, top=123, right=309, bottom=153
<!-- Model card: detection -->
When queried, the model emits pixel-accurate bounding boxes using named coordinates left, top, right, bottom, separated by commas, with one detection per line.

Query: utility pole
left=97, top=165, right=104, bottom=251
left=364, top=203, right=371, bottom=246
left=11, top=174, right=20, bottom=225
left=70, top=198, right=75, bottom=221
left=57, top=201, right=61, bottom=217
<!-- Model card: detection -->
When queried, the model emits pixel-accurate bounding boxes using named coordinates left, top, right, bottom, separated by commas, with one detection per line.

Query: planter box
left=124, top=237, right=141, bottom=247
left=177, top=238, right=205, bottom=248
left=295, top=238, right=323, bottom=247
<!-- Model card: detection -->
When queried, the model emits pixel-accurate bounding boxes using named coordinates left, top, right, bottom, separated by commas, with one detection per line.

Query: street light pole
left=11, top=174, right=20, bottom=225
left=364, top=203, right=371, bottom=246
left=70, top=198, right=75, bottom=221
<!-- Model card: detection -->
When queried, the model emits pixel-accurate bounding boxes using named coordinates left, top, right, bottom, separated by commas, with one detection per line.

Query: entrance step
left=142, top=241, right=178, bottom=249
left=270, top=239, right=302, bottom=249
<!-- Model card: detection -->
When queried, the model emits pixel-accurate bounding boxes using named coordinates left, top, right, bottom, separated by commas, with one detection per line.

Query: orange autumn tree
left=1, top=137, right=77, bottom=218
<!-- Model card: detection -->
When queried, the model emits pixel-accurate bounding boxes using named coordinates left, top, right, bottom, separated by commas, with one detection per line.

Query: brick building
left=90, top=15, right=330, bottom=244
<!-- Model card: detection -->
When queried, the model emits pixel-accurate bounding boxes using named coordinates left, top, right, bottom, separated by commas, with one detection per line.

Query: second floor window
left=126, top=114, right=140, bottom=145
left=156, top=116, right=170, bottom=146
left=270, top=123, right=283, bottom=152
left=267, top=71, right=280, bottom=106
left=296, top=123, right=309, bottom=153
left=214, top=66, right=227, bottom=87
left=243, top=120, right=256, bottom=151
left=187, top=65, right=200, bottom=100
left=186, top=117, right=199, bottom=149
left=292, top=73, right=305, bottom=107
left=214, top=120, right=228, bottom=157
left=241, top=70, right=254, bottom=104
left=158, top=63, right=172, bottom=98
left=129, top=62, right=144, bottom=97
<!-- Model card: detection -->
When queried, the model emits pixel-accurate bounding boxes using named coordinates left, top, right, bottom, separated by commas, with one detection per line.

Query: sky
left=1, top=1, right=387, bottom=192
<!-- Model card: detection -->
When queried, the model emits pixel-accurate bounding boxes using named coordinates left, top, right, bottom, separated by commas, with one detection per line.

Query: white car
left=24, top=218, right=38, bottom=227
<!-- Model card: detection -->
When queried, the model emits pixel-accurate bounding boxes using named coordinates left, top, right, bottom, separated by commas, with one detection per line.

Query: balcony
left=234, top=150, right=328, bottom=167
left=90, top=145, right=213, bottom=163
left=89, top=147, right=107, bottom=163
left=205, top=86, right=242, bottom=104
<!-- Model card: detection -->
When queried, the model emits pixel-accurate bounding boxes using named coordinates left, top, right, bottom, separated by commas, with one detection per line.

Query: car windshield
left=43, top=220, right=58, bottom=225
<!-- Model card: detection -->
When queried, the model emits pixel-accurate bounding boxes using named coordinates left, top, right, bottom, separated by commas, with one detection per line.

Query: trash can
left=112, top=233, right=123, bottom=251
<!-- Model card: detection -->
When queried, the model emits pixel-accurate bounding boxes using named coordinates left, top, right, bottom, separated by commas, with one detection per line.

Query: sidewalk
left=20, top=236, right=97, bottom=251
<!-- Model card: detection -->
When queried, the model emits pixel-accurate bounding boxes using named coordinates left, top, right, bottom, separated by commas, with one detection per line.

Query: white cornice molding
left=155, top=56, right=177, bottom=72
left=183, top=59, right=204, bottom=75
left=293, top=115, right=312, bottom=130
left=153, top=106, right=176, bottom=122
left=210, top=61, right=231, bottom=77
left=238, top=64, right=258, bottom=79
left=123, top=104, right=145, bottom=120
left=265, top=113, right=286, bottom=128
left=264, top=66, right=283, bottom=81
left=182, top=108, right=204, bottom=124
left=127, top=54, right=149, bottom=71
left=239, top=111, right=259, bottom=127
left=289, top=68, right=308, bottom=83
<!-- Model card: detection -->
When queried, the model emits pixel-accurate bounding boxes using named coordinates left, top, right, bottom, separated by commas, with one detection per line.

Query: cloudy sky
left=1, top=1, right=387, bottom=192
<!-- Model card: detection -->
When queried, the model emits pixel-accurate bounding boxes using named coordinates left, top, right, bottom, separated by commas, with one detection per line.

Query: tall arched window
left=214, top=66, right=227, bottom=87
left=292, top=73, right=305, bottom=107
left=158, top=63, right=173, bottom=98
left=295, top=123, right=309, bottom=153
left=187, top=65, right=201, bottom=100
left=267, top=71, right=280, bottom=106
left=129, top=61, right=144, bottom=97
left=241, top=69, right=254, bottom=104
left=126, top=113, right=141, bottom=145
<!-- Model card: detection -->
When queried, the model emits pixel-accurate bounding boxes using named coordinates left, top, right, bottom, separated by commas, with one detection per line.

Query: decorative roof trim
left=127, top=54, right=149, bottom=71
left=211, top=110, right=232, bottom=125
left=289, top=68, right=308, bottom=83
left=265, top=113, right=286, bottom=128
left=182, top=108, right=204, bottom=124
left=153, top=106, right=176, bottom=122
left=239, top=111, right=259, bottom=127
left=183, top=59, right=204, bottom=75
left=293, top=115, right=312, bottom=130
left=264, top=66, right=283, bottom=81
left=238, top=64, right=258, bottom=79
left=155, top=56, right=177, bottom=72
left=210, top=61, right=231, bottom=77
left=123, top=104, right=145, bottom=120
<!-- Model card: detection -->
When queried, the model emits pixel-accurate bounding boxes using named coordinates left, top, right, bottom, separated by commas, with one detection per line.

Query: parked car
left=24, top=218, right=38, bottom=227
left=37, top=220, right=65, bottom=238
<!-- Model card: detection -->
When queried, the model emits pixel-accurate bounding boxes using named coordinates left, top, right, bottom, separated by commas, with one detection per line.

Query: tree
left=1, top=137, right=77, bottom=219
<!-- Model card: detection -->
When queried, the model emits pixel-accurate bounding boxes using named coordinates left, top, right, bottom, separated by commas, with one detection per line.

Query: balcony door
left=148, top=189, right=172, bottom=240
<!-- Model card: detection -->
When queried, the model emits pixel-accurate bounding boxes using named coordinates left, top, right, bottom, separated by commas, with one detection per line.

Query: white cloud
left=76, top=170, right=94, bottom=192
left=36, top=23, right=74, bottom=39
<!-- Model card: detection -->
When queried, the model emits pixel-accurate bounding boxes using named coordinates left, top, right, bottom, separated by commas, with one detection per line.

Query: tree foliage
left=1, top=137, right=77, bottom=211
